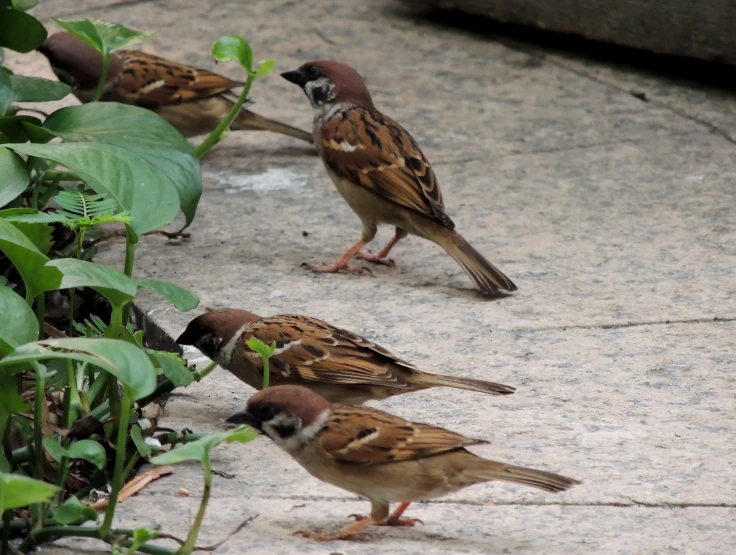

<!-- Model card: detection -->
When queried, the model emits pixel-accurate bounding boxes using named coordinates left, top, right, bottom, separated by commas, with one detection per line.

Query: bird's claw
left=303, top=263, right=373, bottom=276
left=384, top=517, right=423, bottom=527
left=356, top=251, right=396, bottom=267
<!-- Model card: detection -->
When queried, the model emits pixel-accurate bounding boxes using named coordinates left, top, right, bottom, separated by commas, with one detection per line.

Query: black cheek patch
left=273, top=423, right=298, bottom=439
left=311, top=85, right=330, bottom=105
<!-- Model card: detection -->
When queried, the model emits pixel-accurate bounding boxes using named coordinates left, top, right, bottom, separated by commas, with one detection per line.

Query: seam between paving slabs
left=136, top=492, right=736, bottom=509
left=505, top=316, right=736, bottom=333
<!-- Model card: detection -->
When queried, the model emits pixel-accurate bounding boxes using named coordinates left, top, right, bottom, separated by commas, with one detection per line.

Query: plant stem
left=32, top=365, right=46, bottom=531
left=120, top=226, right=137, bottom=327
left=99, top=389, right=132, bottom=538
left=92, top=51, right=110, bottom=102
left=194, top=73, right=256, bottom=158
left=178, top=456, right=211, bottom=554
left=262, top=354, right=270, bottom=389
left=1, top=510, right=10, bottom=555
left=24, top=526, right=176, bottom=555
left=64, top=359, right=83, bottom=428
left=136, top=361, right=216, bottom=407
left=33, top=294, right=44, bottom=340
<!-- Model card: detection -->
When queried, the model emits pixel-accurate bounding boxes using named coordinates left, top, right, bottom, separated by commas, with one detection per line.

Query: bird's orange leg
left=306, top=240, right=372, bottom=275
left=357, top=228, right=407, bottom=266
left=348, top=502, right=422, bottom=527
left=295, top=516, right=377, bottom=542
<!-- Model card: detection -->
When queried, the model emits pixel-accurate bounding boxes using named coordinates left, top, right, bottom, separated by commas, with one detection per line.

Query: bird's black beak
left=226, top=409, right=260, bottom=430
left=280, top=68, right=307, bottom=88
left=175, top=329, right=194, bottom=345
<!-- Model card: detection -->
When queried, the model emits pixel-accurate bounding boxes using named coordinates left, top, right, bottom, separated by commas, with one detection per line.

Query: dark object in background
left=401, top=0, right=736, bottom=65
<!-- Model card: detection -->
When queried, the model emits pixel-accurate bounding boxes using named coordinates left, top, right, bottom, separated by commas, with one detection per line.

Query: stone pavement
left=10, top=0, right=736, bottom=552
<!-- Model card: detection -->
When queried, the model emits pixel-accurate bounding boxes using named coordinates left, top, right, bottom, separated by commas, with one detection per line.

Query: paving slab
left=8, top=0, right=736, bottom=553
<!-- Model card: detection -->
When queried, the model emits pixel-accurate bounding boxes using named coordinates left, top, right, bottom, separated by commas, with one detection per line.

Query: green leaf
left=133, top=527, right=157, bottom=543
left=48, top=258, right=137, bottom=308
left=8, top=74, right=71, bottom=102
left=52, top=495, right=97, bottom=525
left=0, top=471, right=59, bottom=512
left=211, top=35, right=253, bottom=73
left=0, top=338, right=157, bottom=399
left=54, top=18, right=155, bottom=53
left=12, top=0, right=39, bottom=11
left=153, top=351, right=193, bottom=387
left=41, top=436, right=67, bottom=463
left=246, top=337, right=276, bottom=359
left=136, top=279, right=199, bottom=312
left=0, top=148, right=27, bottom=206
left=0, top=218, right=62, bottom=300
left=0, top=10, right=47, bottom=53
left=0, top=115, right=43, bottom=143
left=0, top=70, right=11, bottom=115
left=0, top=374, right=30, bottom=413
left=0, top=284, right=37, bottom=352
left=150, top=426, right=257, bottom=465
left=254, top=59, right=275, bottom=78
left=130, top=424, right=151, bottom=457
left=1, top=209, right=56, bottom=255
left=67, top=439, right=107, bottom=469
left=4, top=103, right=203, bottom=232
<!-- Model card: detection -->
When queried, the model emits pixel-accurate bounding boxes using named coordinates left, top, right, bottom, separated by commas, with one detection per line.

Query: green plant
left=194, top=35, right=275, bottom=158
left=1, top=5, right=275, bottom=553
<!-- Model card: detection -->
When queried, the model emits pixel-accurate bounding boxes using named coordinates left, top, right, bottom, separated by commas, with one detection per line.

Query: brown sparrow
left=38, top=32, right=312, bottom=143
left=281, top=61, right=517, bottom=295
left=176, top=308, right=515, bottom=404
left=227, top=385, right=580, bottom=541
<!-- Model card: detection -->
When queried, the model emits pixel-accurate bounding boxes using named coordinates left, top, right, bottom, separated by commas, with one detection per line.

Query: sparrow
left=280, top=60, right=517, bottom=295
left=37, top=32, right=312, bottom=143
left=227, top=385, right=580, bottom=541
left=176, top=308, right=515, bottom=405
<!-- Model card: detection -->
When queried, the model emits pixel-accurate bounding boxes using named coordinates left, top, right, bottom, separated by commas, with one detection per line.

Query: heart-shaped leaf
left=152, top=351, right=193, bottom=387
left=131, top=424, right=151, bottom=457
left=211, top=35, right=253, bottom=73
left=150, top=427, right=257, bottom=465
left=0, top=472, right=59, bottom=512
left=68, top=439, right=107, bottom=469
left=43, top=102, right=200, bottom=230
left=48, top=258, right=137, bottom=308
left=0, top=147, right=28, bottom=207
left=0, top=218, right=62, bottom=300
left=0, top=10, right=47, bottom=53
left=8, top=74, right=71, bottom=103
left=0, top=374, right=30, bottom=413
left=0, top=338, right=156, bottom=399
left=0, top=284, right=37, bottom=352
left=52, top=495, right=97, bottom=525
left=0, top=209, right=54, bottom=255
left=254, top=59, right=275, bottom=78
left=137, top=279, right=199, bottom=312
left=54, top=18, right=155, bottom=53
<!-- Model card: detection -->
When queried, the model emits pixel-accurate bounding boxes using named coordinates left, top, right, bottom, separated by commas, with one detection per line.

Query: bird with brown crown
left=227, top=385, right=580, bottom=541
left=177, top=308, right=515, bottom=405
left=38, top=32, right=312, bottom=144
left=281, top=60, right=517, bottom=295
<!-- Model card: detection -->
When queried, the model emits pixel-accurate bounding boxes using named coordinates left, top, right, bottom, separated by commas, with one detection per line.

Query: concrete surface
left=7, top=0, right=736, bottom=552
left=400, top=0, right=736, bottom=65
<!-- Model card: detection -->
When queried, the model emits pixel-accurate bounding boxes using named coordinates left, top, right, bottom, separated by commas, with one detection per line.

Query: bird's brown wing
left=115, top=50, right=243, bottom=106
left=240, top=314, right=417, bottom=388
left=320, top=404, right=486, bottom=465
left=318, top=108, right=455, bottom=229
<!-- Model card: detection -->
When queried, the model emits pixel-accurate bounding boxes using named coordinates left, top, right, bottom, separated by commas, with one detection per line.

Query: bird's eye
left=259, top=404, right=277, bottom=421
left=306, top=66, right=320, bottom=80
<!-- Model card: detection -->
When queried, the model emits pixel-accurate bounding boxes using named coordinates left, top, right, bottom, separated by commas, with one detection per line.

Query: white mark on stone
left=211, top=168, right=309, bottom=194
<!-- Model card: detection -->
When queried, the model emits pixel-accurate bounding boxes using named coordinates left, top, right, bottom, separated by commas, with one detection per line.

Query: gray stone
left=7, top=0, right=735, bottom=553
left=399, top=0, right=736, bottom=64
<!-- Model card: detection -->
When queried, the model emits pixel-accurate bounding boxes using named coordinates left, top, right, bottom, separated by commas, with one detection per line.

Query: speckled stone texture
left=9, top=0, right=735, bottom=553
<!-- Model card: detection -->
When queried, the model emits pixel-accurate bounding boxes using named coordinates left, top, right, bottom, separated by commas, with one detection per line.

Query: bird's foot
left=302, top=262, right=373, bottom=275
left=356, top=251, right=396, bottom=267
left=348, top=513, right=421, bottom=527
left=384, top=516, right=423, bottom=527
left=294, top=529, right=369, bottom=542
